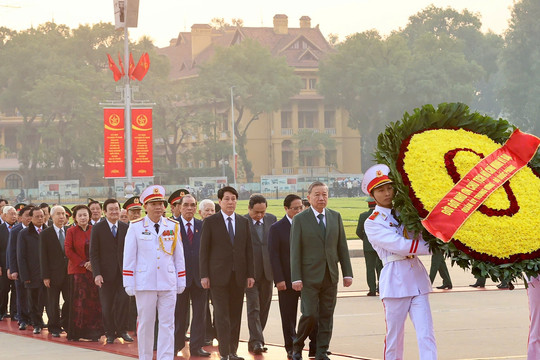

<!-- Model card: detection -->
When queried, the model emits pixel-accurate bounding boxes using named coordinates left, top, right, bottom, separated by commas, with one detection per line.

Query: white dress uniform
left=123, top=214, right=186, bottom=360
left=365, top=205, right=437, bottom=360
left=527, top=275, right=540, bottom=359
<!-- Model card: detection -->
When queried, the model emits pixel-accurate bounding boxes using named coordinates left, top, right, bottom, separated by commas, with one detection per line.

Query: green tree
left=498, top=0, right=540, bottom=135
left=195, top=39, right=302, bottom=182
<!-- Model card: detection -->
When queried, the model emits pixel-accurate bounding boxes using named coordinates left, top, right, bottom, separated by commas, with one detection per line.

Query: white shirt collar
left=106, top=218, right=118, bottom=229
left=181, top=216, right=193, bottom=228
left=311, top=206, right=326, bottom=218
left=221, top=210, right=235, bottom=223
left=252, top=217, right=263, bottom=225
left=286, top=215, right=293, bottom=224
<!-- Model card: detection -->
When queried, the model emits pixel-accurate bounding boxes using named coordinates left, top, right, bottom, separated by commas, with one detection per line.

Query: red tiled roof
left=157, top=22, right=334, bottom=80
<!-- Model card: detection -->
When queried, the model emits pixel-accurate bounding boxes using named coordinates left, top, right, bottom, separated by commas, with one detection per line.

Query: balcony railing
left=281, top=128, right=293, bottom=136
left=324, top=128, right=336, bottom=135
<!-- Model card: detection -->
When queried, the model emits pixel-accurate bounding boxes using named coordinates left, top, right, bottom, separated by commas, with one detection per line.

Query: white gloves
left=177, top=286, right=185, bottom=294
left=125, top=286, right=135, bottom=296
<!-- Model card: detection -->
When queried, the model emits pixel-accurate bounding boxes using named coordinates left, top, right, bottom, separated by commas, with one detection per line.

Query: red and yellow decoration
left=131, top=108, right=153, bottom=177
left=375, top=103, right=540, bottom=283
left=104, top=108, right=125, bottom=178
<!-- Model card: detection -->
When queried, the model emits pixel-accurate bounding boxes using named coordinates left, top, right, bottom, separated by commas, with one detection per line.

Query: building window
left=298, top=111, right=317, bottom=129
left=281, top=111, right=292, bottom=128
left=222, top=113, right=229, bottom=131
left=5, top=173, right=22, bottom=189
left=4, top=128, right=17, bottom=152
left=308, top=78, right=317, bottom=89
left=299, top=150, right=317, bottom=166
left=325, top=150, right=337, bottom=167
left=282, top=140, right=293, bottom=167
left=324, top=110, right=336, bottom=128
left=300, top=78, right=307, bottom=89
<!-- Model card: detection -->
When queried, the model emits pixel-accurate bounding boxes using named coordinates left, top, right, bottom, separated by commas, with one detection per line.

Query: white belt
left=382, top=254, right=415, bottom=266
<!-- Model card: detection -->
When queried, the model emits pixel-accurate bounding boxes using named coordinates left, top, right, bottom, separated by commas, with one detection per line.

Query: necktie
left=317, top=213, right=325, bottom=235
left=154, top=223, right=160, bottom=235
left=255, top=220, right=263, bottom=241
left=8, top=224, right=12, bottom=231
left=37, top=227, right=42, bottom=234
left=227, top=217, right=234, bottom=244
left=186, top=222, right=194, bottom=245
left=111, top=224, right=117, bottom=237
left=58, top=228, right=65, bottom=251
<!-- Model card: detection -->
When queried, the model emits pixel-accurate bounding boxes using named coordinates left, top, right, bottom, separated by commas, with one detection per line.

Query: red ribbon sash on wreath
left=421, top=129, right=540, bottom=243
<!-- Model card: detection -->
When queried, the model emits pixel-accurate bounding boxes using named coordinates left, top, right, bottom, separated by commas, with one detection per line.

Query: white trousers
left=528, top=276, right=540, bottom=359
left=382, top=294, right=437, bottom=360
left=135, top=290, right=177, bottom=360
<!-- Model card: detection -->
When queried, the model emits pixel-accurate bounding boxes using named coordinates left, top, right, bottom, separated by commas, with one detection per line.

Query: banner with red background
left=104, top=108, right=125, bottom=178
left=131, top=108, right=153, bottom=177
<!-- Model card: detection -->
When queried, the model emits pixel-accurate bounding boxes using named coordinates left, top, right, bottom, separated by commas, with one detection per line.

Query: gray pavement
left=1, top=243, right=531, bottom=359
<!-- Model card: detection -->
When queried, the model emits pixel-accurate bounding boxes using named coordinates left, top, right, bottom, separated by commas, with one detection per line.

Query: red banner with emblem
left=131, top=108, right=153, bottom=177
left=421, top=129, right=540, bottom=242
left=104, top=108, right=125, bottom=178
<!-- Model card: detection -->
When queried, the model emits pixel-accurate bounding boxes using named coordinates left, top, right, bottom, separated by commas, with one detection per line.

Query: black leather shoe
left=469, top=283, right=484, bottom=288
left=106, top=335, right=115, bottom=344
left=252, top=343, right=264, bottom=355
left=367, top=291, right=376, bottom=296
left=204, top=339, right=214, bottom=346
left=51, top=332, right=61, bottom=338
left=292, top=352, right=302, bottom=360
left=316, top=356, right=331, bottom=360
left=19, top=323, right=27, bottom=330
left=287, top=351, right=293, bottom=359
left=119, top=332, right=134, bottom=342
left=229, top=354, right=244, bottom=360
left=33, top=326, right=41, bottom=334
left=194, top=348, right=211, bottom=357
left=436, top=284, right=452, bottom=289
left=497, top=283, right=509, bottom=289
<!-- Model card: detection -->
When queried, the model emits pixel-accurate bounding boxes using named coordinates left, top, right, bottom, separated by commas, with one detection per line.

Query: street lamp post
left=219, top=159, right=229, bottom=178
left=124, top=5, right=133, bottom=195
left=230, top=86, right=237, bottom=189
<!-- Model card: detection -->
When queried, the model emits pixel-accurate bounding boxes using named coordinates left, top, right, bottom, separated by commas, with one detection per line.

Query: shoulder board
left=368, top=212, right=379, bottom=220
left=168, top=218, right=179, bottom=224
left=131, top=218, right=144, bottom=223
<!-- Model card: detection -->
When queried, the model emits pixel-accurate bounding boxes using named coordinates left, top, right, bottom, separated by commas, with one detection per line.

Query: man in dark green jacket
left=290, top=181, right=353, bottom=360
left=356, top=197, right=383, bottom=296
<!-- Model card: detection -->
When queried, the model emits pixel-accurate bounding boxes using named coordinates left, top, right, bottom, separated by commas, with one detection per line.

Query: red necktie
left=186, top=222, right=193, bottom=245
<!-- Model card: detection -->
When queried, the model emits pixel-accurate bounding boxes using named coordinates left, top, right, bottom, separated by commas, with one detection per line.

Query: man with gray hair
left=198, top=199, right=216, bottom=220
left=0, top=205, right=17, bottom=320
left=39, top=205, right=70, bottom=337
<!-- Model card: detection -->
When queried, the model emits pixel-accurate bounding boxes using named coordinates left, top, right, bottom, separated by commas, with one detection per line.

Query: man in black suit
left=174, top=194, right=210, bottom=357
left=7, top=205, right=33, bottom=329
left=268, top=194, right=318, bottom=359
left=200, top=186, right=255, bottom=360
left=0, top=205, right=17, bottom=320
left=245, top=194, right=277, bottom=354
left=90, top=198, right=132, bottom=344
left=88, top=200, right=103, bottom=226
left=17, top=206, right=47, bottom=334
left=39, top=205, right=70, bottom=337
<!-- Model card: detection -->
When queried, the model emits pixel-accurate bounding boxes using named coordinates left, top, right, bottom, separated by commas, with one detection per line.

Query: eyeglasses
left=289, top=206, right=303, bottom=211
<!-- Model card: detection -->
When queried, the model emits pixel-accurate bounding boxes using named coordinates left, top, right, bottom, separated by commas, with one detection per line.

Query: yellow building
left=158, top=14, right=362, bottom=181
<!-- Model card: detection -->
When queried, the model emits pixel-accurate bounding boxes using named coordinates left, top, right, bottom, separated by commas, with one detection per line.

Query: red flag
left=118, top=53, right=125, bottom=77
left=128, top=52, right=136, bottom=80
left=107, top=54, right=122, bottom=82
left=132, top=52, right=150, bottom=81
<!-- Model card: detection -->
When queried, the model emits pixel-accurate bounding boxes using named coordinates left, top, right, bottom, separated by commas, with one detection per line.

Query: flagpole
left=124, top=0, right=133, bottom=193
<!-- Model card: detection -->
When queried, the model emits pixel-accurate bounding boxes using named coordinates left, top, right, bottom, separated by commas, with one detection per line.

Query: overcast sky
left=0, top=0, right=516, bottom=47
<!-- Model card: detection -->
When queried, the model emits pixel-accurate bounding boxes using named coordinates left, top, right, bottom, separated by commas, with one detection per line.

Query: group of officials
left=0, top=181, right=355, bottom=360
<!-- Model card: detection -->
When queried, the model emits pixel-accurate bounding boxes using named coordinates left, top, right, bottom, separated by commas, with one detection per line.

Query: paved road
left=1, top=250, right=531, bottom=360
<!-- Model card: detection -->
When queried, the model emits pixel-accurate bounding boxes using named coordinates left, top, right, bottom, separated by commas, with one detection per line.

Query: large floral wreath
left=374, top=103, right=540, bottom=285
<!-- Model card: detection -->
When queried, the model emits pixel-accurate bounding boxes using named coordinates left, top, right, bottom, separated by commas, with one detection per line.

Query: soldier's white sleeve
left=173, top=222, right=186, bottom=288
left=365, top=218, right=430, bottom=256
left=123, top=224, right=137, bottom=288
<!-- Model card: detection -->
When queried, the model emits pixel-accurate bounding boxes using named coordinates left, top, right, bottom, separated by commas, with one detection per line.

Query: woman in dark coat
left=64, top=205, right=104, bottom=341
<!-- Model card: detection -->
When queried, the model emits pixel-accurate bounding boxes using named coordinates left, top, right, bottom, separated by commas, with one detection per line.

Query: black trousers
left=175, top=283, right=208, bottom=352
left=278, top=288, right=317, bottom=353
left=26, top=286, right=45, bottom=327
left=14, top=279, right=30, bottom=324
left=0, top=273, right=16, bottom=316
left=46, top=278, right=70, bottom=333
left=210, top=273, right=245, bottom=356
left=98, top=275, right=129, bottom=337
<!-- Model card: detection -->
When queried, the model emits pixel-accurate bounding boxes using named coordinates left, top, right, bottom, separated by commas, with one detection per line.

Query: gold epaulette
left=131, top=217, right=144, bottom=223
left=168, top=217, right=179, bottom=224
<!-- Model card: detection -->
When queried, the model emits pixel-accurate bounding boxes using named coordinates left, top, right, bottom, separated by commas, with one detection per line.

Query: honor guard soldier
left=362, top=164, right=436, bottom=360
left=123, top=196, right=143, bottom=222
left=123, top=185, right=186, bottom=360
left=168, top=189, right=189, bottom=222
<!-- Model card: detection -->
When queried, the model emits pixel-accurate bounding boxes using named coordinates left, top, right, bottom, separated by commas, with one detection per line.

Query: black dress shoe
left=51, top=332, right=61, bottom=338
left=366, top=291, right=376, bottom=296
left=193, top=348, right=211, bottom=357
left=292, top=352, right=302, bottom=360
left=497, top=283, right=509, bottom=289
left=436, top=284, right=452, bottom=289
left=119, top=332, right=134, bottom=342
left=252, top=343, right=264, bottom=355
left=19, top=323, right=27, bottom=330
left=316, top=356, right=331, bottom=360
left=229, top=354, right=244, bottom=360
left=33, top=327, right=41, bottom=334
left=469, top=283, right=484, bottom=288
left=106, top=335, right=115, bottom=344
left=287, top=350, right=293, bottom=359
